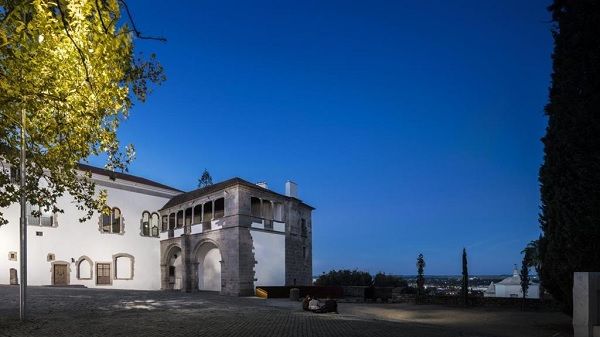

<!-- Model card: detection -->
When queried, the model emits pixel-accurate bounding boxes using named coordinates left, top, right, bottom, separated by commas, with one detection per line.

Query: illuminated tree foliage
left=0, top=0, right=164, bottom=224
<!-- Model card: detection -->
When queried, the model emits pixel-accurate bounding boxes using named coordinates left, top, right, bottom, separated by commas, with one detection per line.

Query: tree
left=373, top=272, right=408, bottom=288
left=461, top=248, right=469, bottom=305
left=314, top=269, right=373, bottom=287
left=521, top=239, right=541, bottom=274
left=520, top=252, right=530, bottom=310
left=416, top=253, right=425, bottom=300
left=0, top=0, right=164, bottom=225
left=198, top=169, right=213, bottom=188
left=538, top=0, right=600, bottom=312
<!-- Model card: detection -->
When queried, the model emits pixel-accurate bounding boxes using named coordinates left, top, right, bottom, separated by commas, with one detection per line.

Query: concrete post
left=573, top=272, right=600, bottom=337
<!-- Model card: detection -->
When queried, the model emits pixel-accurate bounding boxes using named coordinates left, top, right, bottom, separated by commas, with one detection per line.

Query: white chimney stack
left=285, top=180, right=298, bottom=198
left=256, top=181, right=268, bottom=189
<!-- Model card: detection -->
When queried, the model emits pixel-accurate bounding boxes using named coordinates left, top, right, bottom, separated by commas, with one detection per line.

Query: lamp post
left=19, top=110, right=27, bottom=322
left=2, top=110, right=28, bottom=321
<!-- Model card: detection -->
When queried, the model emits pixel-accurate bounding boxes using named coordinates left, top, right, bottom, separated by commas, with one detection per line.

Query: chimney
left=285, top=180, right=298, bottom=198
left=256, top=181, right=268, bottom=189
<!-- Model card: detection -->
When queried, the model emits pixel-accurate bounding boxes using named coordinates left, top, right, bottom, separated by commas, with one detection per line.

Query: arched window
left=76, top=256, right=93, bottom=280
left=101, top=207, right=111, bottom=232
left=100, top=207, right=123, bottom=234
left=112, top=208, right=122, bottom=233
left=151, top=213, right=160, bottom=237
left=141, top=211, right=150, bottom=236
left=113, top=253, right=134, bottom=280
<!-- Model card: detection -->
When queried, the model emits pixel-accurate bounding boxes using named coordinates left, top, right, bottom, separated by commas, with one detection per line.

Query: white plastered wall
left=250, top=230, right=285, bottom=287
left=0, top=181, right=175, bottom=290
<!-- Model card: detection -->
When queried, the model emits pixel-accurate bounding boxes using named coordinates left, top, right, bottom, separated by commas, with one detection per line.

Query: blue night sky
left=90, top=1, right=554, bottom=275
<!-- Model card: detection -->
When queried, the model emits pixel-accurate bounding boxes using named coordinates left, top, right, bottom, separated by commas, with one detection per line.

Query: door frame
left=50, top=261, right=71, bottom=286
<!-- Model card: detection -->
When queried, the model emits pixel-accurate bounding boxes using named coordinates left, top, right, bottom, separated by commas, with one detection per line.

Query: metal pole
left=19, top=110, right=27, bottom=322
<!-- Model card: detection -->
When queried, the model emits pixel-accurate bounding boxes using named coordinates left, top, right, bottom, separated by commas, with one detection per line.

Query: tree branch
left=118, top=0, right=166, bottom=42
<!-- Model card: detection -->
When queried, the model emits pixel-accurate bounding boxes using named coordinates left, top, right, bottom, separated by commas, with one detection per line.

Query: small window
left=47, top=253, right=55, bottom=262
left=151, top=213, right=160, bottom=237
left=9, top=166, right=19, bottom=184
left=214, top=198, right=224, bottom=219
left=8, top=251, right=17, bottom=261
left=141, top=211, right=150, bottom=236
left=112, top=208, right=122, bottom=233
left=301, top=219, right=307, bottom=237
left=36, top=231, right=43, bottom=236
left=101, top=207, right=111, bottom=233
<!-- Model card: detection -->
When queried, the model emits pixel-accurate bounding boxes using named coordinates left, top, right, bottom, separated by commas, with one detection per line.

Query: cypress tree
left=520, top=254, right=530, bottom=311
left=538, top=0, right=600, bottom=312
left=416, top=254, right=425, bottom=302
left=461, top=248, right=469, bottom=305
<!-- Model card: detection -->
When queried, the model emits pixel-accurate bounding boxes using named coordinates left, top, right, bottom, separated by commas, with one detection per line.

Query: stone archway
left=164, top=245, right=182, bottom=290
left=194, top=241, right=222, bottom=292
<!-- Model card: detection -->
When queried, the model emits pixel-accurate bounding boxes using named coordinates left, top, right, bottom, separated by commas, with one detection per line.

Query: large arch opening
left=195, top=241, right=222, bottom=292
left=165, top=246, right=183, bottom=290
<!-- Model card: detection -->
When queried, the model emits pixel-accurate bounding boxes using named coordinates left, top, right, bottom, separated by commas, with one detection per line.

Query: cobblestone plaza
left=0, top=286, right=572, bottom=337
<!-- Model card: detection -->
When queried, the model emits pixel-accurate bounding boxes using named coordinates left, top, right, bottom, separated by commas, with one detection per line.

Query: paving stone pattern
left=0, top=286, right=567, bottom=337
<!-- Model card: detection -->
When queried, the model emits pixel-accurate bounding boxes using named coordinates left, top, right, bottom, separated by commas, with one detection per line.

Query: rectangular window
left=301, top=219, right=307, bottom=237
left=96, top=263, right=111, bottom=285
left=9, top=166, right=19, bottom=184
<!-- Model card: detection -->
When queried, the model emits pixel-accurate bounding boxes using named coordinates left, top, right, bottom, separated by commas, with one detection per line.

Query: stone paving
left=0, top=285, right=572, bottom=337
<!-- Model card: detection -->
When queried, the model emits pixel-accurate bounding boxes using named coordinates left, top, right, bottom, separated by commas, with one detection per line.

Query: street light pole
left=19, top=110, right=27, bottom=322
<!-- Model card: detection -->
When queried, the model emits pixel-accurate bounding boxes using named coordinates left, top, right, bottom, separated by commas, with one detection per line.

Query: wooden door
left=53, top=264, right=68, bottom=285
left=96, top=263, right=111, bottom=285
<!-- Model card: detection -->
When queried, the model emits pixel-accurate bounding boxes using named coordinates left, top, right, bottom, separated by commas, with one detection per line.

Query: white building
left=484, top=266, right=540, bottom=299
left=0, top=164, right=313, bottom=295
